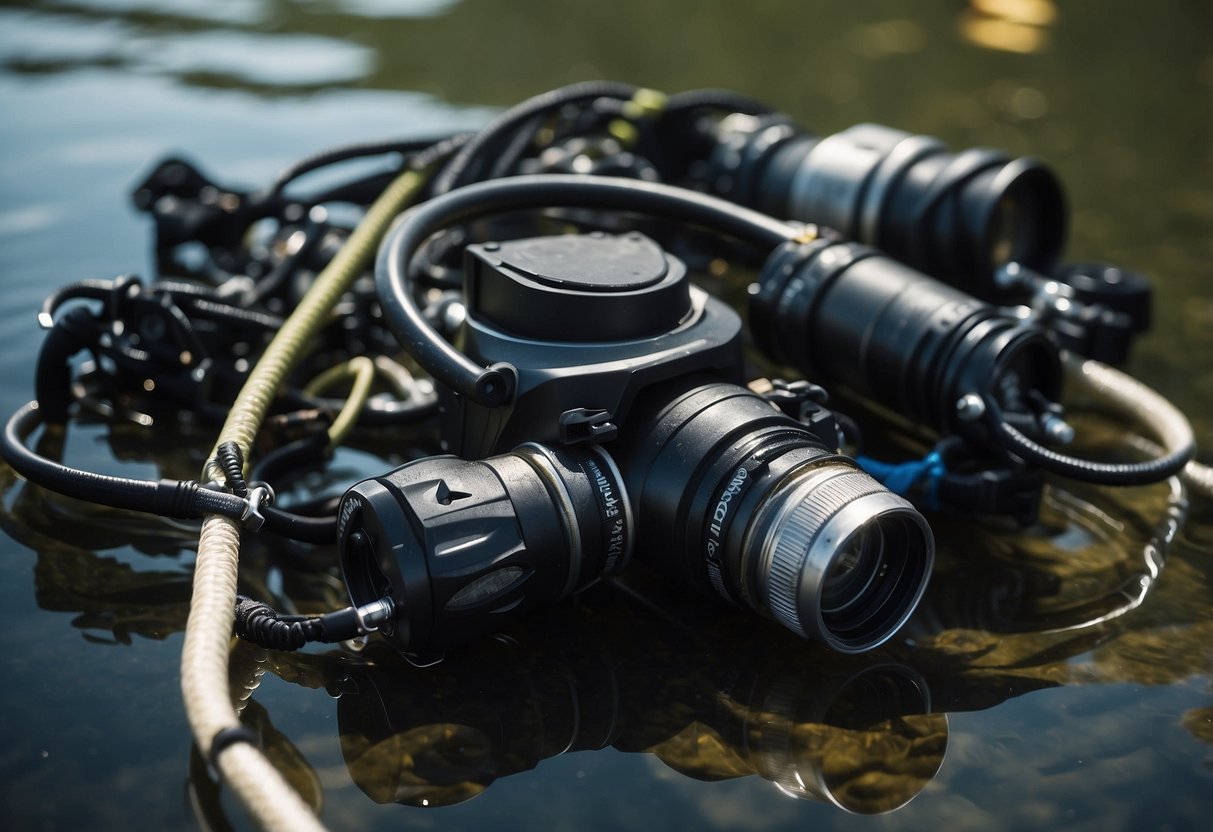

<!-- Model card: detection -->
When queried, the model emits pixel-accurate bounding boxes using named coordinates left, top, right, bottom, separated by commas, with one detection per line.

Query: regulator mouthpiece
left=337, top=443, right=632, bottom=656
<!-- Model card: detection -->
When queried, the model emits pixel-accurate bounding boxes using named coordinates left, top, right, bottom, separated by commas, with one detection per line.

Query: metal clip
left=241, top=482, right=274, bottom=532
left=354, top=597, right=396, bottom=634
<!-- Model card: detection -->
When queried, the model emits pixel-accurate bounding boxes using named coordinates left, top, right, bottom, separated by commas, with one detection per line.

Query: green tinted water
left=0, top=1, right=1210, bottom=830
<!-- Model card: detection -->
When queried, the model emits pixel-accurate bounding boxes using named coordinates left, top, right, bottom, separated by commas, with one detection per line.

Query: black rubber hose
left=2, top=401, right=249, bottom=520
left=181, top=296, right=284, bottom=331
left=35, top=307, right=101, bottom=425
left=486, top=112, right=549, bottom=179
left=664, top=88, right=774, bottom=116
left=375, top=174, right=799, bottom=406
left=430, top=81, right=640, bottom=194
left=38, top=278, right=117, bottom=328
left=986, top=398, right=1193, bottom=486
left=260, top=507, right=336, bottom=544
left=266, top=135, right=454, bottom=198
left=253, top=437, right=339, bottom=544
left=217, top=438, right=338, bottom=544
left=287, top=169, right=399, bottom=208
left=233, top=595, right=363, bottom=649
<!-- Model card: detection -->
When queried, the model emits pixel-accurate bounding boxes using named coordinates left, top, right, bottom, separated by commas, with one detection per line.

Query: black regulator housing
left=339, top=228, right=934, bottom=657
left=446, top=231, right=746, bottom=458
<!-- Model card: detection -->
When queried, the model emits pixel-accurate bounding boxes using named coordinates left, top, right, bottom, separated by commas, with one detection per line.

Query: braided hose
left=182, top=167, right=426, bottom=832
left=1062, top=352, right=1212, bottom=499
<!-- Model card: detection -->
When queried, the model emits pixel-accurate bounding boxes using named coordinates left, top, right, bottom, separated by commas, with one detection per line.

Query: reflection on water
left=1, top=2, right=371, bottom=91
left=0, top=0, right=1210, bottom=830
left=959, top=0, right=1057, bottom=55
left=2, top=406, right=1209, bottom=827
left=329, top=588, right=948, bottom=815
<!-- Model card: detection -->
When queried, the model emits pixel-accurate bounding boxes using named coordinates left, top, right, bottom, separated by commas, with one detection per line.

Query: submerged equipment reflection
left=335, top=579, right=947, bottom=814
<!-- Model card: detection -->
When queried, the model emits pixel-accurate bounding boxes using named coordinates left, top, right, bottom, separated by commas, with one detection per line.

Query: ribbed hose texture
left=183, top=168, right=426, bottom=832
left=1063, top=353, right=1211, bottom=499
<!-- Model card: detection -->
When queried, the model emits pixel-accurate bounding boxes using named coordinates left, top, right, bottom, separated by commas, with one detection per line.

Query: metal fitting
left=955, top=393, right=987, bottom=422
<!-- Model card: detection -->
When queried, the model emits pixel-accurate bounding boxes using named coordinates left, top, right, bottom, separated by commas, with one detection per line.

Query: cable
left=265, top=135, right=453, bottom=198
left=233, top=596, right=362, bottom=650
left=376, top=173, right=800, bottom=406
left=216, top=438, right=338, bottom=544
left=37, top=278, right=118, bottom=329
left=2, top=401, right=252, bottom=522
left=1060, top=353, right=1212, bottom=498
left=985, top=353, right=1195, bottom=486
left=663, top=88, right=774, bottom=116
left=182, top=163, right=429, bottom=832
left=302, top=356, right=377, bottom=448
left=430, top=81, right=643, bottom=194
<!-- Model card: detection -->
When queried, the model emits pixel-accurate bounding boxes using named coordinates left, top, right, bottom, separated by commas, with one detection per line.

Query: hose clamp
left=241, top=482, right=274, bottom=531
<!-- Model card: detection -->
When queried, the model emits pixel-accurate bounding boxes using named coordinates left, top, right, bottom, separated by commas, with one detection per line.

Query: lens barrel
left=614, top=379, right=933, bottom=653
left=751, top=240, right=1063, bottom=439
left=708, top=116, right=1067, bottom=296
left=338, top=443, right=632, bottom=655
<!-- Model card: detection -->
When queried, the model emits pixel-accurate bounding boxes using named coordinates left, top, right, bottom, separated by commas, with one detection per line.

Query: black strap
left=208, top=725, right=259, bottom=770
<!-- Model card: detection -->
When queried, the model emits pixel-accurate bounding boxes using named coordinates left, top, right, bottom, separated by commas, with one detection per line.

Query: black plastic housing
left=751, top=240, right=1063, bottom=442
left=448, top=232, right=745, bottom=458
left=337, top=443, right=631, bottom=656
left=707, top=117, right=1067, bottom=297
left=344, top=230, right=934, bottom=656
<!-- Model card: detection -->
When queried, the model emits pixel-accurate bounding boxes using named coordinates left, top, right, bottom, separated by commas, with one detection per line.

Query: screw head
left=955, top=393, right=987, bottom=422
left=1041, top=414, right=1075, bottom=445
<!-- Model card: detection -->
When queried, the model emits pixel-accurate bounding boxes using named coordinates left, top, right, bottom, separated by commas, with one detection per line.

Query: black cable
left=36, top=306, right=101, bottom=425
left=38, top=278, right=118, bottom=328
left=214, top=441, right=249, bottom=498
left=217, top=439, right=338, bottom=544
left=260, top=506, right=336, bottom=544
left=244, top=220, right=324, bottom=305
left=663, top=88, right=774, bottom=116
left=233, top=594, right=364, bottom=650
left=431, top=81, right=640, bottom=195
left=985, top=398, right=1193, bottom=486
left=481, top=89, right=770, bottom=183
left=266, top=135, right=454, bottom=198
left=1, top=401, right=250, bottom=521
left=173, top=294, right=285, bottom=332
left=375, top=173, right=798, bottom=406
left=292, top=169, right=401, bottom=208
left=487, top=112, right=549, bottom=179
left=412, top=131, right=475, bottom=173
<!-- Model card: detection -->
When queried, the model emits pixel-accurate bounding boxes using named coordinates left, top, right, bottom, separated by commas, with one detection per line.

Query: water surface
left=0, top=2, right=1210, bottom=830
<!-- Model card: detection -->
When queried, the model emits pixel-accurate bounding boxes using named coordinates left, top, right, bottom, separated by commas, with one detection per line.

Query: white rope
left=1063, top=353, right=1211, bottom=499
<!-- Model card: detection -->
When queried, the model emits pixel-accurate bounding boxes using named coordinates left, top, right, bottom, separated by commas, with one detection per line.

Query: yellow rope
left=183, top=167, right=427, bottom=831
left=303, top=356, right=377, bottom=448
left=201, top=168, right=426, bottom=482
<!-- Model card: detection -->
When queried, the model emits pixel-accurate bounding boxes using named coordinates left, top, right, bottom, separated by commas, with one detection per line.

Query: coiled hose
left=182, top=165, right=428, bottom=832
left=1061, top=353, right=1212, bottom=499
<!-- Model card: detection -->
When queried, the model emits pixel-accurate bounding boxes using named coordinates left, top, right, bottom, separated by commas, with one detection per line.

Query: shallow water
left=0, top=1, right=1211, bottom=830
